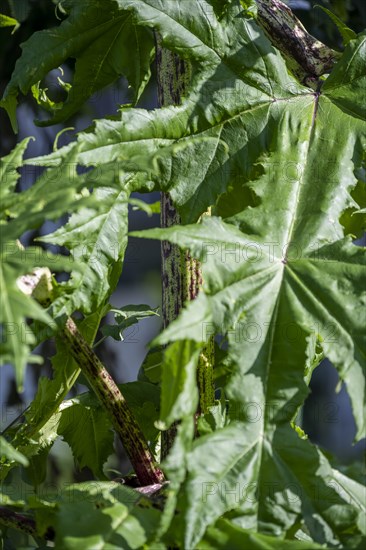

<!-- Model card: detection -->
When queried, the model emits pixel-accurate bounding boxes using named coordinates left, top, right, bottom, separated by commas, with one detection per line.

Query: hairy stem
left=0, top=307, right=105, bottom=483
left=15, top=271, right=164, bottom=485
left=255, top=0, right=340, bottom=87
left=155, top=36, right=215, bottom=455
left=156, top=40, right=191, bottom=458
left=197, top=339, right=216, bottom=414
left=0, top=506, right=53, bottom=541
left=62, top=317, right=165, bottom=486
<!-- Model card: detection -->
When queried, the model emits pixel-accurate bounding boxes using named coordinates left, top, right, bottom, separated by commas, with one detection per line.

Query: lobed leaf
left=102, top=304, right=159, bottom=342
left=57, top=397, right=114, bottom=480
left=1, top=0, right=154, bottom=127
left=44, top=482, right=162, bottom=549
left=199, top=518, right=324, bottom=548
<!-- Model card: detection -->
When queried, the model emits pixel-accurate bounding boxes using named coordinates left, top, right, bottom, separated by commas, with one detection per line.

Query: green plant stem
left=256, top=0, right=340, bottom=86
left=197, top=340, right=216, bottom=414
left=156, top=36, right=191, bottom=459
left=0, top=506, right=54, bottom=541
left=14, top=273, right=164, bottom=485
left=155, top=36, right=215, bottom=453
left=182, top=248, right=215, bottom=414
left=0, top=308, right=105, bottom=485
left=62, top=317, right=165, bottom=486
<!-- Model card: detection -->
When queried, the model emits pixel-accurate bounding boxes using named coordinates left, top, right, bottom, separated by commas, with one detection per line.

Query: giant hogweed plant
left=0, top=0, right=365, bottom=548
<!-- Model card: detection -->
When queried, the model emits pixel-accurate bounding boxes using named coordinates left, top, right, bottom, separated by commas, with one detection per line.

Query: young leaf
left=0, top=14, right=19, bottom=29
left=102, top=304, right=159, bottom=342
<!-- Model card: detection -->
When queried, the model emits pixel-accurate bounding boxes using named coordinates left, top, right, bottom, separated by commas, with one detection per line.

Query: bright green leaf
left=0, top=14, right=19, bottom=28
left=0, top=436, right=29, bottom=467
left=199, top=518, right=324, bottom=549
left=138, top=347, right=163, bottom=384
left=158, top=340, right=202, bottom=430
left=53, top=482, right=161, bottom=549
left=102, top=304, right=159, bottom=342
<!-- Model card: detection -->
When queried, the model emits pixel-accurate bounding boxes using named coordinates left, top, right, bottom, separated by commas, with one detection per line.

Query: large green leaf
left=37, top=482, right=162, bottom=549
left=57, top=395, right=114, bottom=479
left=172, top=415, right=364, bottom=547
left=158, top=340, right=202, bottom=430
left=133, top=216, right=365, bottom=435
left=25, top=1, right=306, bottom=225
left=125, top=15, right=365, bottom=441
left=1, top=1, right=364, bottom=547
left=199, top=518, right=324, bottom=549
left=1, top=0, right=154, bottom=128
left=33, top=5, right=364, bottom=233
left=118, top=4, right=366, bottom=544
left=133, top=216, right=364, bottom=546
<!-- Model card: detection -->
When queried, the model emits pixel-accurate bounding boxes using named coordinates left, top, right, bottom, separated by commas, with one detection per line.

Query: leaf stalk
left=61, top=317, right=165, bottom=486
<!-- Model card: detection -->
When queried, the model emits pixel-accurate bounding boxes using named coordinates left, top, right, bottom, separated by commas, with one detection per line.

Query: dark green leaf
left=102, top=304, right=159, bottom=342
left=199, top=518, right=324, bottom=549
left=57, top=399, right=114, bottom=479
left=1, top=0, right=154, bottom=126
left=315, top=6, right=357, bottom=46
left=158, top=340, right=202, bottom=430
